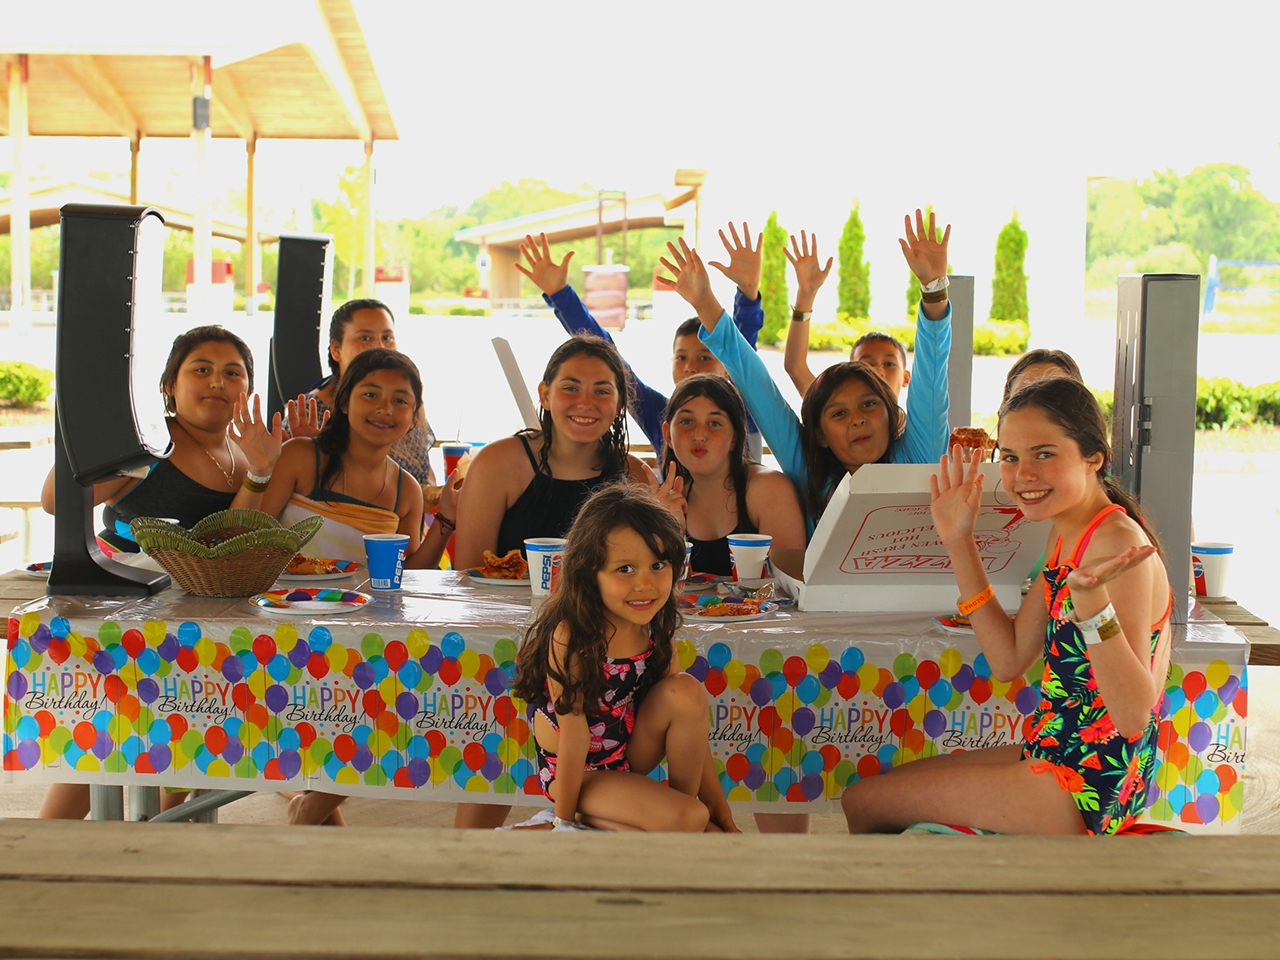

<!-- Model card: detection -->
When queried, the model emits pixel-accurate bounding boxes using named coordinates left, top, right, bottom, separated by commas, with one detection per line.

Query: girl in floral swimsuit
left=841, top=377, right=1172, bottom=834
left=511, top=484, right=738, bottom=832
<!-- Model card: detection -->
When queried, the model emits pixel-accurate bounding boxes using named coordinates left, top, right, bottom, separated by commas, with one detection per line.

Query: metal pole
left=191, top=57, right=213, bottom=318
left=245, top=135, right=257, bottom=315
left=128, top=786, right=161, bottom=821
left=129, top=134, right=141, bottom=205
left=89, top=785, right=124, bottom=820
left=149, top=790, right=252, bottom=823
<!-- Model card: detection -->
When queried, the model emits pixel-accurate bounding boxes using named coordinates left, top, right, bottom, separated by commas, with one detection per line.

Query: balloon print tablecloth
left=4, top=572, right=1249, bottom=832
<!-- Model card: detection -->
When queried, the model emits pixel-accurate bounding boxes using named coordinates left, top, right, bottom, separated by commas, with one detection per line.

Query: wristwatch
left=791, top=309, right=812, bottom=322
left=920, top=276, right=950, bottom=294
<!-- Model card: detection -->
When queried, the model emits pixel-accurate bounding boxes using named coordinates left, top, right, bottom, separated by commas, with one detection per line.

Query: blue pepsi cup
left=363, top=533, right=409, bottom=590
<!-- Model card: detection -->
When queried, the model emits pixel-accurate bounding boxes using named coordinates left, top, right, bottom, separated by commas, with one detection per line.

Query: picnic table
left=3, top=570, right=1251, bottom=831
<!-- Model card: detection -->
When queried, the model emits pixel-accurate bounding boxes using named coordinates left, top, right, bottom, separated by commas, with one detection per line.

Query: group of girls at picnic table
left=34, top=208, right=1172, bottom=838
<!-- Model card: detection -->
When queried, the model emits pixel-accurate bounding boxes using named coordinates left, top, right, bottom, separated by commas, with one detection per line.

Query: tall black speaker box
left=267, top=232, right=334, bottom=420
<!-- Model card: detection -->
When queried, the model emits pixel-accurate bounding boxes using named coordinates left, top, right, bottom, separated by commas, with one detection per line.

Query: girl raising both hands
left=840, top=378, right=1172, bottom=835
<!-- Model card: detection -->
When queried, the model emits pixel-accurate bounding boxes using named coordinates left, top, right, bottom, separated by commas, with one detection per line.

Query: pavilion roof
left=454, top=192, right=686, bottom=250
left=0, top=0, right=395, bottom=142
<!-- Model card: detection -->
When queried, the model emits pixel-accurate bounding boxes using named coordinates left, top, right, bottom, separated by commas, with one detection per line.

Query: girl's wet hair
left=327, top=298, right=395, bottom=376
left=798, top=362, right=902, bottom=520
left=1002, top=349, right=1082, bottom=403
left=160, top=325, right=254, bottom=415
left=1000, top=376, right=1163, bottom=558
left=525, top=334, right=631, bottom=480
left=513, top=483, right=685, bottom=719
left=316, top=348, right=423, bottom=491
left=661, top=374, right=752, bottom=521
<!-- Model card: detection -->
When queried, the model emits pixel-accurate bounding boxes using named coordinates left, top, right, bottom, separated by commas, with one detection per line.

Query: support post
left=363, top=139, right=376, bottom=297
left=129, top=133, right=140, bottom=205
left=128, top=786, right=160, bottom=821
left=944, top=276, right=975, bottom=429
left=89, top=785, right=124, bottom=821
left=190, top=57, right=213, bottom=317
left=8, top=56, right=30, bottom=315
left=245, top=135, right=257, bottom=315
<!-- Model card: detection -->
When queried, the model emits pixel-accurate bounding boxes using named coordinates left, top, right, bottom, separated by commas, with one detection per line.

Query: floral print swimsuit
left=1022, top=504, right=1172, bottom=835
left=533, top=643, right=652, bottom=800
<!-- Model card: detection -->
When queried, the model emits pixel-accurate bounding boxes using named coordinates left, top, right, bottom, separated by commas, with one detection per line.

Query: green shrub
left=973, top=319, right=1029, bottom=356
left=1196, top=376, right=1256, bottom=430
left=446, top=305, right=488, bottom=317
left=832, top=313, right=917, bottom=352
left=1255, top=381, right=1280, bottom=426
left=408, top=302, right=427, bottom=315
left=0, top=361, right=54, bottom=405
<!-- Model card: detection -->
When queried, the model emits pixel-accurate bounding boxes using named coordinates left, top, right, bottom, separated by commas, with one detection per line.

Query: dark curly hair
left=316, top=348, right=423, bottom=491
left=798, top=362, right=902, bottom=521
left=524, top=334, right=631, bottom=482
left=513, top=484, right=685, bottom=720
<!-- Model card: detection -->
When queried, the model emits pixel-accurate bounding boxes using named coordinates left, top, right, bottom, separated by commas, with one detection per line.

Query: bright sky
left=6, top=0, right=1280, bottom=323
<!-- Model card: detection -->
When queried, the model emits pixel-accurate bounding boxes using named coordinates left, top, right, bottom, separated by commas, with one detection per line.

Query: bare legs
left=37, top=783, right=90, bottom=819
left=454, top=802, right=511, bottom=829
left=840, top=744, right=1086, bottom=834
left=287, top=791, right=347, bottom=826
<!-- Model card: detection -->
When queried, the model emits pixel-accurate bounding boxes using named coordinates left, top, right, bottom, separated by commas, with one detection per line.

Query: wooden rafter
left=311, top=1, right=372, bottom=143
left=57, top=54, right=139, bottom=139
left=210, top=66, right=254, bottom=140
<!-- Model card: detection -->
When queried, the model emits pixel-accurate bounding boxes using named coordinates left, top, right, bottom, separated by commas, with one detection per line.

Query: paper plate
left=464, top=569, right=531, bottom=587
left=24, top=561, right=52, bottom=580
left=249, top=587, right=373, bottom=617
left=686, top=601, right=780, bottom=624
left=682, top=573, right=729, bottom=592
left=278, top=559, right=364, bottom=582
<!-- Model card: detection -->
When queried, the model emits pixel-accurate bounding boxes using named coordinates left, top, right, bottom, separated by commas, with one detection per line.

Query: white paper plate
left=464, top=570, right=531, bottom=587
left=278, top=559, right=364, bottom=582
left=249, top=588, right=373, bottom=617
left=685, top=601, right=780, bottom=624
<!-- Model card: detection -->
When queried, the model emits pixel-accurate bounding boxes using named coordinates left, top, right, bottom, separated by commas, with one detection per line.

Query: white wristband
left=1075, top=603, right=1120, bottom=646
left=246, top=469, right=273, bottom=485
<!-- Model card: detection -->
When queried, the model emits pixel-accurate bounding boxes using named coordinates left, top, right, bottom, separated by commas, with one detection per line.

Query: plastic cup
left=1192, top=542, right=1233, bottom=597
left=442, top=443, right=471, bottom=476
left=525, top=538, right=568, bottom=598
left=727, top=533, right=772, bottom=581
left=681, top=540, right=693, bottom=588
left=364, top=533, right=410, bottom=590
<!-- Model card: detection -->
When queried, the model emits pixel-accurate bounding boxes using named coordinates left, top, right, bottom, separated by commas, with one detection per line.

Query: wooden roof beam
left=59, top=54, right=140, bottom=139
left=210, top=66, right=254, bottom=141
left=310, top=2, right=372, bottom=143
left=0, top=58, right=10, bottom=134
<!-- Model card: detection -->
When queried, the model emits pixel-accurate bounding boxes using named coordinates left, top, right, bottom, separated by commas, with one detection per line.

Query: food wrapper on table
left=2, top=571, right=1249, bottom=832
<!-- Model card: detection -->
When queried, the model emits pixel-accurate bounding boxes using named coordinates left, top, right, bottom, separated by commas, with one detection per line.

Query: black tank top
left=100, top=459, right=236, bottom=552
left=687, top=478, right=758, bottom=577
left=495, top=434, right=617, bottom=557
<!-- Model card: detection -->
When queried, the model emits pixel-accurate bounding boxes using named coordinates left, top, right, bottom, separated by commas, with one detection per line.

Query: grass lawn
left=1086, top=286, right=1280, bottom=334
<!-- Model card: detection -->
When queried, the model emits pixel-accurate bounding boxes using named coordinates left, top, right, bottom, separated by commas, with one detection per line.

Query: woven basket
left=131, top=510, right=324, bottom=597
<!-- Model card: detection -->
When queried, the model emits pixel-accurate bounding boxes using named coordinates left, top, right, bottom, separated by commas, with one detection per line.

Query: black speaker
left=267, top=232, right=334, bottom=420
left=49, top=204, right=174, bottom=596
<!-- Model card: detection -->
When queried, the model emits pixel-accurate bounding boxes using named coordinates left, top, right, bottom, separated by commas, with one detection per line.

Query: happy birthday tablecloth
left=4, top=572, right=1249, bottom=832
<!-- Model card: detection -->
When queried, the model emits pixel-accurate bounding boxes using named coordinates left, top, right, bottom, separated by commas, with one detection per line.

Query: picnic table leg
left=88, top=785, right=124, bottom=821
left=127, top=786, right=160, bottom=821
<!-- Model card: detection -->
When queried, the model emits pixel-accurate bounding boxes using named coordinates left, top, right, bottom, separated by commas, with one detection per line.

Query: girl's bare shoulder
left=473, top=434, right=539, bottom=469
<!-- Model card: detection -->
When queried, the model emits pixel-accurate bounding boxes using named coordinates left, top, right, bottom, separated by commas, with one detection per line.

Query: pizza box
left=770, top=463, right=1052, bottom=613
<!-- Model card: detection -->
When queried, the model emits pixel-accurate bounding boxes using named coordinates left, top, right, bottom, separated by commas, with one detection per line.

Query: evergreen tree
left=990, top=212, right=1029, bottom=321
left=837, top=203, right=871, bottom=318
left=759, top=211, right=790, bottom=345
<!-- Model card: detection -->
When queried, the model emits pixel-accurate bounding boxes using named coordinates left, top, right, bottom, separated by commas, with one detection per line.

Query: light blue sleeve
left=700, top=315, right=807, bottom=494
left=891, top=302, right=952, bottom=464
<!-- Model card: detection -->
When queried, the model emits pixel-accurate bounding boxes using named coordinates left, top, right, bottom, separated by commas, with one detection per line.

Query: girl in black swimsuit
left=452, top=334, right=658, bottom=828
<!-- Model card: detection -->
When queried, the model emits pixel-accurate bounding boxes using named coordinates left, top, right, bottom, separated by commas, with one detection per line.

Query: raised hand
left=659, top=238, right=721, bottom=323
left=438, top=469, right=464, bottom=518
left=284, top=394, right=329, bottom=440
left=899, top=208, right=951, bottom=283
left=929, top=445, right=985, bottom=546
left=229, top=392, right=285, bottom=476
left=707, top=222, right=762, bottom=300
left=656, top=462, right=687, bottom=524
left=783, top=231, right=833, bottom=311
left=1066, top=545, right=1158, bottom=594
left=514, top=232, right=575, bottom=296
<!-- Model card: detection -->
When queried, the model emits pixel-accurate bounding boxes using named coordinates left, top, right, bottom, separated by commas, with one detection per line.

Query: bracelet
left=435, top=512, right=456, bottom=531
left=791, top=309, right=812, bottom=322
left=1075, top=602, right=1121, bottom=646
left=246, top=469, right=272, bottom=485
left=920, top=288, right=949, bottom=304
left=957, top=584, right=995, bottom=616
left=552, top=815, right=576, bottom=829
left=241, top=474, right=269, bottom=493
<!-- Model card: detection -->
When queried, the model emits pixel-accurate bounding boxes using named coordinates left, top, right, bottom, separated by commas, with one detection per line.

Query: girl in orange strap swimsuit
left=841, top=377, right=1172, bottom=834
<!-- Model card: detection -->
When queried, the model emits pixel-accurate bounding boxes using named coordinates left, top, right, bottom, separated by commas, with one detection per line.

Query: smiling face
left=663, top=395, right=736, bottom=476
left=168, top=340, right=250, bottom=429
left=596, top=525, right=674, bottom=635
left=671, top=333, right=728, bottom=384
left=538, top=354, right=624, bottom=444
left=998, top=407, right=1106, bottom=521
left=341, top=368, right=417, bottom=446
left=330, top=307, right=397, bottom=376
left=816, top=376, right=892, bottom=472
left=851, top=339, right=909, bottom=398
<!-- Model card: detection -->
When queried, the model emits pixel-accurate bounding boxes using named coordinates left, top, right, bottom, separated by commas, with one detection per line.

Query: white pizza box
left=770, top=463, right=1052, bottom=613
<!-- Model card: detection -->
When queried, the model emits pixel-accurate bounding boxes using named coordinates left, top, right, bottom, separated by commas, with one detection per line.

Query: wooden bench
left=0, top=820, right=1277, bottom=959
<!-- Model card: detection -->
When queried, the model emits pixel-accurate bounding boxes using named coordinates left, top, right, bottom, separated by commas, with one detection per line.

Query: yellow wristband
left=957, top=584, right=995, bottom=616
